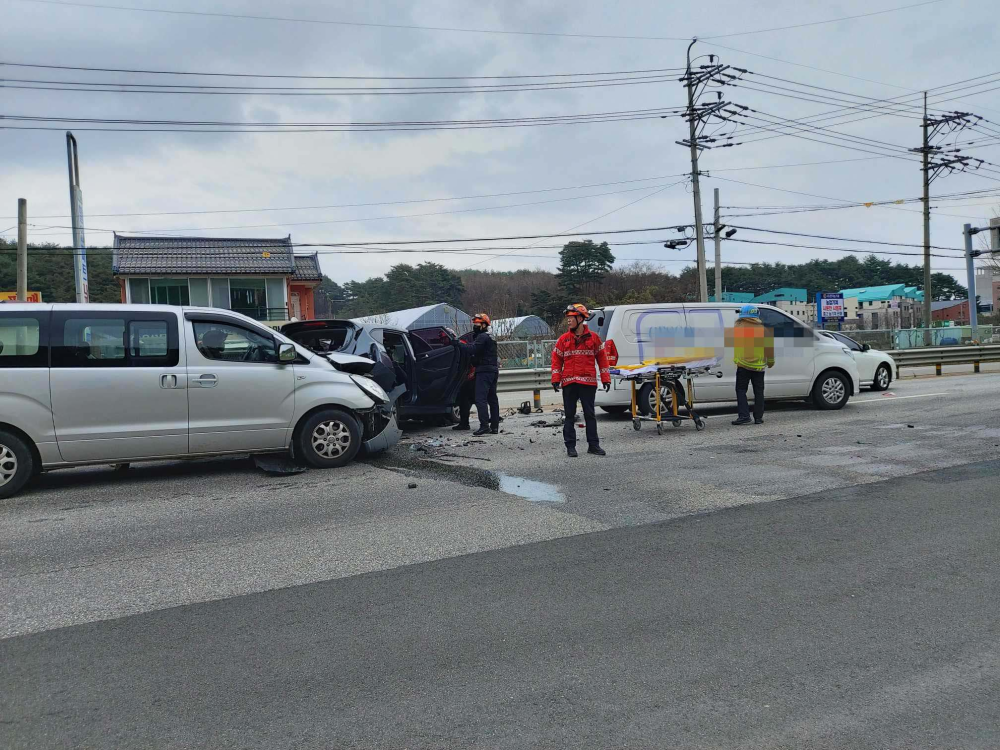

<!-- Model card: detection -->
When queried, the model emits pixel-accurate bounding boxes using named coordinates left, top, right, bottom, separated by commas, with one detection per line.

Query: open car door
left=407, top=326, right=470, bottom=410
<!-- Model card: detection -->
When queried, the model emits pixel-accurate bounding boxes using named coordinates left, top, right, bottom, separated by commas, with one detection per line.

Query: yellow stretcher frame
left=625, top=367, right=710, bottom=435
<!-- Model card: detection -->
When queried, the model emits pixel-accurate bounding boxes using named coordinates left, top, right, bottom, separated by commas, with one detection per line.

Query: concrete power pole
left=17, top=199, right=28, bottom=302
left=713, top=188, right=722, bottom=302
left=921, top=92, right=932, bottom=343
left=685, top=40, right=708, bottom=303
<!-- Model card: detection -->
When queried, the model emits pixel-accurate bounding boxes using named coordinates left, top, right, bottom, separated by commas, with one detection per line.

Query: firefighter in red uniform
left=551, top=304, right=610, bottom=457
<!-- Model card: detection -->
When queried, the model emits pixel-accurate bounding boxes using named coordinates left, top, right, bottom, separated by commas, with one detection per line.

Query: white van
left=592, top=303, right=860, bottom=415
left=0, top=304, right=402, bottom=499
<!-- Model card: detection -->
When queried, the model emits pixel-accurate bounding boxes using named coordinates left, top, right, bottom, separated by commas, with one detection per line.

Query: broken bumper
left=360, top=406, right=402, bottom=456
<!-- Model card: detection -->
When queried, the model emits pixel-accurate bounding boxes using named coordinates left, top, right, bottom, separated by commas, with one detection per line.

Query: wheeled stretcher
left=610, top=358, right=723, bottom=435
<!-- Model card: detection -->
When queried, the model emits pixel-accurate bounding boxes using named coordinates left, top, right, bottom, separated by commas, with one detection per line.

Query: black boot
left=587, top=444, right=606, bottom=456
left=473, top=426, right=492, bottom=437
left=566, top=445, right=578, bottom=457
left=732, top=417, right=752, bottom=426
left=452, top=423, right=470, bottom=431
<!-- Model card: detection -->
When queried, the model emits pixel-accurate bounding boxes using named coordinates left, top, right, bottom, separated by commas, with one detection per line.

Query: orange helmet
left=564, top=303, right=589, bottom=320
left=472, top=312, right=491, bottom=326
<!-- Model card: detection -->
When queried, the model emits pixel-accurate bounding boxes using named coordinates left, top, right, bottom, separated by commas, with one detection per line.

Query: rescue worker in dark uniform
left=452, top=336, right=476, bottom=431
left=456, top=313, right=500, bottom=436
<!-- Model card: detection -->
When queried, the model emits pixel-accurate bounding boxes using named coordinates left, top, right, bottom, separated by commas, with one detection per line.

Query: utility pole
left=911, top=97, right=978, bottom=343
left=17, top=199, right=28, bottom=302
left=676, top=40, right=742, bottom=303
left=685, top=39, right=708, bottom=303
left=713, top=187, right=722, bottom=301
left=921, top=92, right=931, bottom=342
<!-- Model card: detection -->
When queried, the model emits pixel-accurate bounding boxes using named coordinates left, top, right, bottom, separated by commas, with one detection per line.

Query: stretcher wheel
left=656, top=422, right=663, bottom=435
left=672, top=419, right=682, bottom=428
left=695, top=418, right=706, bottom=431
left=633, top=418, right=641, bottom=431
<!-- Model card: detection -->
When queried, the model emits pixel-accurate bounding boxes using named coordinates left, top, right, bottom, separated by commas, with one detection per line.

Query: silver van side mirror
left=278, top=343, right=297, bottom=363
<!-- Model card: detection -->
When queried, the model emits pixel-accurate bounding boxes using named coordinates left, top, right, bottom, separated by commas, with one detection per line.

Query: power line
left=466, top=181, right=688, bottom=269
left=726, top=237, right=964, bottom=260
left=700, top=0, right=949, bottom=40
left=0, top=60, right=686, bottom=80
left=0, top=108, right=685, bottom=133
left=0, top=174, right=691, bottom=220
left=730, top=224, right=967, bottom=253
left=9, top=0, right=690, bottom=41
left=23, top=182, right=688, bottom=234
left=10, top=0, right=948, bottom=41
left=2, top=74, right=685, bottom=97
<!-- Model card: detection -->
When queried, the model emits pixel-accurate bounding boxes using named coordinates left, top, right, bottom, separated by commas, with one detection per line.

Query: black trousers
left=475, top=371, right=500, bottom=430
left=456, top=379, right=475, bottom=426
left=735, top=367, right=766, bottom=421
left=562, top=383, right=599, bottom=447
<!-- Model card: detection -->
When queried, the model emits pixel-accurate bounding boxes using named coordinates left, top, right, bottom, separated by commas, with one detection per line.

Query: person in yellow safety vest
left=730, top=304, right=774, bottom=426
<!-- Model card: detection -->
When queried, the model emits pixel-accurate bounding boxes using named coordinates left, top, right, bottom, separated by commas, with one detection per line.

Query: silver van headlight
left=350, top=374, right=388, bottom=404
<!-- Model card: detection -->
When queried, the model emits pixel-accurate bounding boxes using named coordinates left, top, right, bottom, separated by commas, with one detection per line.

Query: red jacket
left=551, top=325, right=611, bottom=387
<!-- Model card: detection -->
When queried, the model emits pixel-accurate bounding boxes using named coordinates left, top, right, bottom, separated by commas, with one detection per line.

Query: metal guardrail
left=496, top=344, right=1000, bottom=393
left=890, top=344, right=1000, bottom=372
left=496, top=368, right=552, bottom=394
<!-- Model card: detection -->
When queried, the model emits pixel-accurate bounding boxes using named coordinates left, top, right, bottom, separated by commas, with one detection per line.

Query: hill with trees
left=2, top=240, right=966, bottom=329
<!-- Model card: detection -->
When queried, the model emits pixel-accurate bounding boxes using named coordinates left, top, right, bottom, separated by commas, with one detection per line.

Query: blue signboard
left=817, top=292, right=845, bottom=328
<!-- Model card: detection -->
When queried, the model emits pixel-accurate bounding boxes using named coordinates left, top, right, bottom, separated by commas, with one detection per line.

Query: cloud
left=3, top=0, right=996, bottom=286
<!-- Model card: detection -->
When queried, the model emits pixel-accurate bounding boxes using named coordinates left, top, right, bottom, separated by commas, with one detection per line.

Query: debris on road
left=253, top=455, right=308, bottom=475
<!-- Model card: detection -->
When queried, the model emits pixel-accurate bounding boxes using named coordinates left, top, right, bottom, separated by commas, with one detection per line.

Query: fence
left=496, top=339, right=557, bottom=370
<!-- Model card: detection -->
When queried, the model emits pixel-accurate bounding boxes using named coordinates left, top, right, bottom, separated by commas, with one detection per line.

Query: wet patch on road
left=371, top=453, right=566, bottom=503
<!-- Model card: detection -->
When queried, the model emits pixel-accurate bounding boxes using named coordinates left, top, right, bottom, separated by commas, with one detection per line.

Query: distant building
left=492, top=315, right=553, bottom=338
left=708, top=292, right=755, bottom=303
left=352, top=303, right=471, bottom=332
left=112, top=234, right=322, bottom=327
left=750, top=287, right=816, bottom=324
left=931, top=299, right=971, bottom=324
left=839, top=284, right=924, bottom=329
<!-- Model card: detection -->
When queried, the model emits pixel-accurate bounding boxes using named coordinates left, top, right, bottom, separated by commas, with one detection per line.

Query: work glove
left=552, top=383, right=561, bottom=393
left=603, top=382, right=611, bottom=392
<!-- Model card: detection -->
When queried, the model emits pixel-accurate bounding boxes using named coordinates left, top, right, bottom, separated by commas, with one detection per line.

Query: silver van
left=0, top=304, right=401, bottom=498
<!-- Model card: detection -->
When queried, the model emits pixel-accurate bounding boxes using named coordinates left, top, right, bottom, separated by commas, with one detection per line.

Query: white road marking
left=854, top=393, right=948, bottom=404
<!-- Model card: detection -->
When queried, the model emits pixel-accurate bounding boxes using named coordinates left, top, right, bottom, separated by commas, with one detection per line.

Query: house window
left=189, top=278, right=210, bottom=307
left=128, top=278, right=151, bottom=304
left=210, top=278, right=231, bottom=309
left=150, top=278, right=190, bottom=306
left=229, top=278, right=267, bottom=317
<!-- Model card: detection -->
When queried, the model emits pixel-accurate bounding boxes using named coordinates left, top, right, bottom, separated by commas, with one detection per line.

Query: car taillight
left=605, top=339, right=619, bottom=366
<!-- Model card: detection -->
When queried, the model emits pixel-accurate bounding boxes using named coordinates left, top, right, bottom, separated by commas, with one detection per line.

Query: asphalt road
left=2, top=369, right=999, bottom=747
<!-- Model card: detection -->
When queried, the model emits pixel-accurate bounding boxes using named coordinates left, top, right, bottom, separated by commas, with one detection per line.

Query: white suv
left=0, top=304, right=401, bottom=498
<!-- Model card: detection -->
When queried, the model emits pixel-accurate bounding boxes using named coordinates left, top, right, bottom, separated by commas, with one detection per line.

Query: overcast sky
left=2, top=0, right=998, bottom=285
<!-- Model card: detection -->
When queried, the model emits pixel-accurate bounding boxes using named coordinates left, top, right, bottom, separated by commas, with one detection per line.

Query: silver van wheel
left=821, top=377, right=846, bottom=404
left=0, top=444, right=17, bottom=488
left=311, top=420, right=353, bottom=459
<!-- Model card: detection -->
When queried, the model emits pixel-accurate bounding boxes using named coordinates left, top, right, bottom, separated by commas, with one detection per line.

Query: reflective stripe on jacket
left=733, top=318, right=775, bottom=371
left=551, top=325, right=611, bottom=387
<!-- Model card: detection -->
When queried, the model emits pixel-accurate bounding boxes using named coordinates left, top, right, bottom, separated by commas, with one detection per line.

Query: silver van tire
left=297, top=409, right=362, bottom=469
left=812, top=371, right=850, bottom=410
left=0, top=430, right=34, bottom=500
